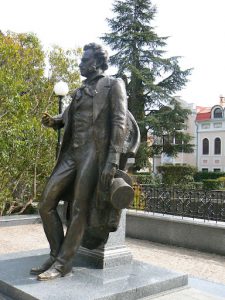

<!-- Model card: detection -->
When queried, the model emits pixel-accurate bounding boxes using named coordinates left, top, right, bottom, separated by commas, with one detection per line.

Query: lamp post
left=53, top=81, right=69, bottom=158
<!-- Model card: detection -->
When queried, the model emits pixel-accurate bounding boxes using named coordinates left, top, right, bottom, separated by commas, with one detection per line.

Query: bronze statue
left=30, top=43, right=140, bottom=281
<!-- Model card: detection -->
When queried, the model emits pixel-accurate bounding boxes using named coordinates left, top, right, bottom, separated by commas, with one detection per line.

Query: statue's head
left=79, top=43, right=108, bottom=78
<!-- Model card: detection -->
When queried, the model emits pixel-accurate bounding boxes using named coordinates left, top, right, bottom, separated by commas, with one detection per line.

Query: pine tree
left=101, top=0, right=193, bottom=170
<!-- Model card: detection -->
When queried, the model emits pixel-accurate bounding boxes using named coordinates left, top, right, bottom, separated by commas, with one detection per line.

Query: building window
left=214, top=122, right=222, bottom=128
left=202, top=168, right=208, bottom=172
left=213, top=168, right=221, bottom=172
left=201, top=123, right=210, bottom=129
left=213, top=108, right=223, bottom=118
left=202, top=138, right=209, bottom=155
left=214, top=137, right=221, bottom=155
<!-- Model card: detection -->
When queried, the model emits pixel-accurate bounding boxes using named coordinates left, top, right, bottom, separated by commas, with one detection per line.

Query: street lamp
left=54, top=81, right=69, bottom=157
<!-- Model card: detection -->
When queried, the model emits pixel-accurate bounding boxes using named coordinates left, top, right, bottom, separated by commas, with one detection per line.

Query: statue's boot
left=30, top=256, right=55, bottom=275
left=37, top=261, right=72, bottom=281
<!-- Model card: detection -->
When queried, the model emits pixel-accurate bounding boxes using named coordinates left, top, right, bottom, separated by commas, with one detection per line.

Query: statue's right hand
left=42, top=112, right=55, bottom=127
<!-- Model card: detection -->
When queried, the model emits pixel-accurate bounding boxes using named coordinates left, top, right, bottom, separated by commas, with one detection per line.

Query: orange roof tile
left=196, top=106, right=211, bottom=113
left=196, top=106, right=211, bottom=121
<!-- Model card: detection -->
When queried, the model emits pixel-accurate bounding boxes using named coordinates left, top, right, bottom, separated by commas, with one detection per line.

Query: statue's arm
left=101, top=78, right=127, bottom=189
left=51, top=114, right=65, bottom=130
left=42, top=112, right=64, bottom=130
left=107, top=78, right=127, bottom=166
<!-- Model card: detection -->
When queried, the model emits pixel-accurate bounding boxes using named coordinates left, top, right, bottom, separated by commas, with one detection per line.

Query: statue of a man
left=30, top=43, right=139, bottom=281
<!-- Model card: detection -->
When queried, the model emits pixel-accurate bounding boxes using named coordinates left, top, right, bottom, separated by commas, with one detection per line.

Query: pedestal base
left=0, top=250, right=188, bottom=300
left=78, top=244, right=132, bottom=269
left=77, top=210, right=133, bottom=269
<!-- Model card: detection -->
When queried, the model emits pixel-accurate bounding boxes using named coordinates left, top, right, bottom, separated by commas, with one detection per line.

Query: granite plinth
left=78, top=244, right=132, bottom=269
left=78, top=210, right=132, bottom=268
left=0, top=250, right=188, bottom=300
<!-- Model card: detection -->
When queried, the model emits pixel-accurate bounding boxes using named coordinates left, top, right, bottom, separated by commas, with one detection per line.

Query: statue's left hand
left=101, top=163, right=117, bottom=191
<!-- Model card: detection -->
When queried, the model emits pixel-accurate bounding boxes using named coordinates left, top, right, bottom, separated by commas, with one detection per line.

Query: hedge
left=194, top=171, right=225, bottom=182
left=132, top=173, right=153, bottom=184
left=202, top=179, right=222, bottom=190
left=157, top=164, right=196, bottom=186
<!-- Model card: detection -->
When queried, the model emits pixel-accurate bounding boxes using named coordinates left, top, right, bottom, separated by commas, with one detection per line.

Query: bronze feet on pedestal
left=30, top=256, right=55, bottom=275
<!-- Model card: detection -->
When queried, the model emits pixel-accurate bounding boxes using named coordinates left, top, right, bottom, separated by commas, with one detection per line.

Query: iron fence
left=131, top=184, right=225, bottom=222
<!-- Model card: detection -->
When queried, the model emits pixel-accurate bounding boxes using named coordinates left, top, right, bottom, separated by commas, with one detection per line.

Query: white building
left=196, top=98, right=225, bottom=172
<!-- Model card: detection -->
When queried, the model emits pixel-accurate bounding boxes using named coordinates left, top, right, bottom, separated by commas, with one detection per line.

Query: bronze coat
left=52, top=75, right=140, bottom=249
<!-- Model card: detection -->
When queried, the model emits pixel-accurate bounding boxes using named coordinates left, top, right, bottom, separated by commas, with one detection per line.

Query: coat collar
left=71, top=75, right=111, bottom=121
left=75, top=74, right=106, bottom=101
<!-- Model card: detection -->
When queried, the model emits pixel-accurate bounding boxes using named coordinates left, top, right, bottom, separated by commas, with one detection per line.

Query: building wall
left=197, top=115, right=225, bottom=172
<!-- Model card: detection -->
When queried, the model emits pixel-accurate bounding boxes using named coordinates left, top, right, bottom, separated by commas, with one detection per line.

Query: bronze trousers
left=39, top=142, right=99, bottom=272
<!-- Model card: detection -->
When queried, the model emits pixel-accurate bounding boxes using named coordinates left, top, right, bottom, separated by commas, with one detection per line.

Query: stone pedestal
left=78, top=210, right=132, bottom=268
left=0, top=250, right=188, bottom=300
left=0, top=212, right=188, bottom=299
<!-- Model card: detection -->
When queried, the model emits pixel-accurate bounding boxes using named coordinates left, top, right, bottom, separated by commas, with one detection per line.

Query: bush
left=132, top=183, right=146, bottom=210
left=132, top=172, right=162, bottom=186
left=132, top=173, right=153, bottom=184
left=157, top=164, right=196, bottom=187
left=217, top=177, right=225, bottom=189
left=202, top=179, right=222, bottom=190
left=194, top=172, right=225, bottom=182
left=192, top=182, right=203, bottom=190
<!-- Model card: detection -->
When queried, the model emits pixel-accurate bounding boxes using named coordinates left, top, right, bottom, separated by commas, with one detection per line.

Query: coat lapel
left=93, top=76, right=111, bottom=122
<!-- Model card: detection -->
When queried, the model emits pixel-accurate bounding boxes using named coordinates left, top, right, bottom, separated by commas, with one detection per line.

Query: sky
left=1, top=0, right=225, bottom=108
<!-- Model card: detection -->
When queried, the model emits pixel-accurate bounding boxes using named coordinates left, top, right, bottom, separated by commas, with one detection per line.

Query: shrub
left=192, top=182, right=203, bottom=190
left=132, top=183, right=146, bottom=210
left=132, top=173, right=153, bottom=184
left=202, top=179, right=222, bottom=190
left=157, top=164, right=196, bottom=187
left=217, top=177, right=225, bottom=189
left=194, top=172, right=225, bottom=182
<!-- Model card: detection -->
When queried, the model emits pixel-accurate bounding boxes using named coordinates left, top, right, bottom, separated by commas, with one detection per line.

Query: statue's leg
left=38, top=143, right=98, bottom=279
left=31, top=156, right=76, bottom=275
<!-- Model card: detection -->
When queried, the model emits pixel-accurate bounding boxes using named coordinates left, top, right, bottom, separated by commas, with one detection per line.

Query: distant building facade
left=151, top=97, right=225, bottom=173
left=196, top=97, right=225, bottom=172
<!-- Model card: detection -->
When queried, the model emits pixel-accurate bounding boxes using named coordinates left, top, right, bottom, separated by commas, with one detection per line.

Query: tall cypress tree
left=101, top=0, right=193, bottom=170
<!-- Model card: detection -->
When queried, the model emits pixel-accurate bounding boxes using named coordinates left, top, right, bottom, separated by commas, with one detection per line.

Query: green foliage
left=132, top=172, right=162, bottom=186
left=132, top=183, right=146, bottom=210
left=202, top=179, right=222, bottom=190
left=157, top=164, right=196, bottom=187
left=192, top=182, right=203, bottom=190
left=217, top=177, right=225, bottom=189
left=101, top=0, right=192, bottom=169
left=132, top=173, right=153, bottom=184
left=48, top=45, right=82, bottom=90
left=0, top=31, right=81, bottom=215
left=148, top=99, right=194, bottom=157
left=194, top=171, right=225, bottom=182
left=133, top=141, right=151, bottom=170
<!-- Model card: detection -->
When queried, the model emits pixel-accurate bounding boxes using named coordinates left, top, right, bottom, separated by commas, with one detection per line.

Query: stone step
left=0, top=292, right=12, bottom=299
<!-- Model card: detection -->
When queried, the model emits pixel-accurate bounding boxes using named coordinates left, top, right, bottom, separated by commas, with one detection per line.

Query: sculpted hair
left=83, top=43, right=108, bottom=71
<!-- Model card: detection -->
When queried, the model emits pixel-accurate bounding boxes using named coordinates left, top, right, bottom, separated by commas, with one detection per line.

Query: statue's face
left=79, top=49, right=97, bottom=78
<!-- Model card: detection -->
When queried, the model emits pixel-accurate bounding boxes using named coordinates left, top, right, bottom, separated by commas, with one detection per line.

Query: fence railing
left=131, top=184, right=225, bottom=222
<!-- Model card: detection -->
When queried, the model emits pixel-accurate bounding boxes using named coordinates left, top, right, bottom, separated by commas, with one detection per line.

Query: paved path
left=0, top=223, right=225, bottom=299
left=126, top=237, right=225, bottom=286
left=144, top=287, right=224, bottom=300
